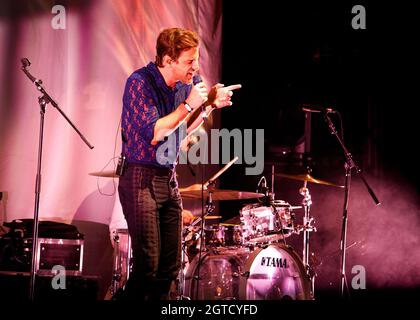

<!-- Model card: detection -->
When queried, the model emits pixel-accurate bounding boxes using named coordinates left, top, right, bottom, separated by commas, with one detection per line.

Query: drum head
left=183, top=245, right=311, bottom=300
left=241, top=244, right=311, bottom=300
left=184, top=247, right=249, bottom=300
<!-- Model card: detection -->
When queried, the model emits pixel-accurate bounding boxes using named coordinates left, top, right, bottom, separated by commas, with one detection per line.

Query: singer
left=118, top=27, right=240, bottom=301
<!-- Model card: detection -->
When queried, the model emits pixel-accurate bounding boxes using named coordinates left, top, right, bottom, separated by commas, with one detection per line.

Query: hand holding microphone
left=192, top=73, right=242, bottom=109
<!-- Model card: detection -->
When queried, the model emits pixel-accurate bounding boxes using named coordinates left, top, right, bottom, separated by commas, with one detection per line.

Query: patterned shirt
left=121, top=62, right=191, bottom=168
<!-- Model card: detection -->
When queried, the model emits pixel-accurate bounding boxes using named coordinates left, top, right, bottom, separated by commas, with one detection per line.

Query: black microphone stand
left=21, top=58, right=94, bottom=301
left=322, top=111, right=380, bottom=298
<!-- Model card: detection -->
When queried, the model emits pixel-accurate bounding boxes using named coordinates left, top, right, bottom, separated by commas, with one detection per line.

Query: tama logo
left=260, top=257, right=288, bottom=268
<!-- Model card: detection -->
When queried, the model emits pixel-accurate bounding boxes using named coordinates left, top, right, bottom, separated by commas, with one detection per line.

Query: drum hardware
left=193, top=184, right=217, bottom=300
left=275, top=167, right=347, bottom=298
left=300, top=179, right=312, bottom=266
left=299, top=178, right=317, bottom=297
left=293, top=220, right=316, bottom=235
left=104, top=229, right=132, bottom=300
left=178, top=236, right=194, bottom=300
left=111, top=233, right=123, bottom=296
left=179, top=182, right=219, bottom=300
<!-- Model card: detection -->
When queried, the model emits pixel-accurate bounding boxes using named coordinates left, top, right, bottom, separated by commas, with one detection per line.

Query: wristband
left=184, top=101, right=193, bottom=113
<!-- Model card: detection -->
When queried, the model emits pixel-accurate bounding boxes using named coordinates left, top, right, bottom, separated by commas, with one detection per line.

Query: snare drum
left=240, top=201, right=295, bottom=245
left=220, top=224, right=243, bottom=247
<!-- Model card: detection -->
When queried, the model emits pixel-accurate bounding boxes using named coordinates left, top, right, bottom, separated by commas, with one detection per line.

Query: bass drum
left=184, top=244, right=311, bottom=300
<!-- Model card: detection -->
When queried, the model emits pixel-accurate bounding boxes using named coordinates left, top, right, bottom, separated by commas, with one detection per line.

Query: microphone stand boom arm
left=322, top=112, right=380, bottom=298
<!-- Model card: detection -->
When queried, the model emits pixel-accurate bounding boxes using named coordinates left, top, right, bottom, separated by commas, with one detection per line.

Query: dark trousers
left=118, top=163, right=182, bottom=300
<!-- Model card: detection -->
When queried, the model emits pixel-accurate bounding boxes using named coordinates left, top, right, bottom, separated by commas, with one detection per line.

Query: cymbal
left=275, top=173, right=344, bottom=188
left=179, top=184, right=264, bottom=200
left=89, top=170, right=119, bottom=178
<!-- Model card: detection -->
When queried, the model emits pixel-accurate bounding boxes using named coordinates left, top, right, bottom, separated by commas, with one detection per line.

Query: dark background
left=217, top=1, right=419, bottom=300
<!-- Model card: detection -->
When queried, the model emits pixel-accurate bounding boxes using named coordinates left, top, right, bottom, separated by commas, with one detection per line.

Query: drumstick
left=190, top=215, right=222, bottom=227
left=205, top=156, right=239, bottom=188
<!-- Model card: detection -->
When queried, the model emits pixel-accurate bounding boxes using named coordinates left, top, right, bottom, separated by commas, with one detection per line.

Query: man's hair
left=155, top=28, right=199, bottom=67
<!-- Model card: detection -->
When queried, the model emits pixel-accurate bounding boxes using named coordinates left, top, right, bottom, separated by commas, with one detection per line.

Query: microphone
left=192, top=74, right=208, bottom=120
left=301, top=104, right=336, bottom=114
left=193, top=73, right=202, bottom=85
left=20, top=57, right=37, bottom=83
left=257, top=176, right=269, bottom=196
left=261, top=178, right=267, bottom=193
left=21, top=58, right=31, bottom=68
left=258, top=177, right=272, bottom=206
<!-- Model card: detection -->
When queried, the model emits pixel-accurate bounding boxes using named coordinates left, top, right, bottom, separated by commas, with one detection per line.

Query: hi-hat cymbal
left=89, top=170, right=119, bottom=178
left=179, top=184, right=264, bottom=201
left=275, top=173, right=344, bottom=188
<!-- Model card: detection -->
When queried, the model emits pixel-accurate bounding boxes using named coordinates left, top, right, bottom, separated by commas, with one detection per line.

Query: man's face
left=172, top=47, right=199, bottom=84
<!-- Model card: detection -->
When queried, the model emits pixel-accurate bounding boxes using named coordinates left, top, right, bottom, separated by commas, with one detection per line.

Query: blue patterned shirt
left=121, top=62, right=191, bottom=168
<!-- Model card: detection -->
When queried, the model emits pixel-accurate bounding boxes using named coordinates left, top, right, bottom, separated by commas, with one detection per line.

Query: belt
left=127, top=162, right=175, bottom=176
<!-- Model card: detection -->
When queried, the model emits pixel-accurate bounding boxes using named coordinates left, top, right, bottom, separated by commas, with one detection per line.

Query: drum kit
left=90, top=163, right=343, bottom=301
left=176, top=165, right=343, bottom=301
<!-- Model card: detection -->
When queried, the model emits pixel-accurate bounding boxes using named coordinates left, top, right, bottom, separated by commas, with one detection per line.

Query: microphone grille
left=193, top=74, right=202, bottom=85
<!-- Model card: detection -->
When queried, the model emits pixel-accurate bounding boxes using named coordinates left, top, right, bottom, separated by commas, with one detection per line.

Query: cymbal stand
left=299, top=180, right=316, bottom=296
left=178, top=235, right=191, bottom=300
left=178, top=186, right=215, bottom=300
left=193, top=184, right=215, bottom=299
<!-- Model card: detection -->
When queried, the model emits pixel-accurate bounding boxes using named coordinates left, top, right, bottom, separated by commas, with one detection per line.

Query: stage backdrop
left=0, top=0, right=222, bottom=227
